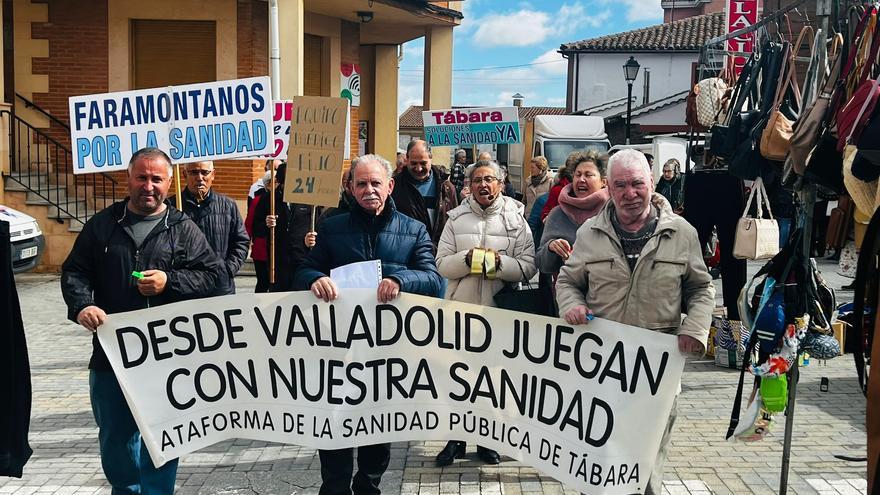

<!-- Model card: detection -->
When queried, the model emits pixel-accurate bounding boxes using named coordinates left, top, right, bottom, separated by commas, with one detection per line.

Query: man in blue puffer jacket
left=293, top=153, right=441, bottom=495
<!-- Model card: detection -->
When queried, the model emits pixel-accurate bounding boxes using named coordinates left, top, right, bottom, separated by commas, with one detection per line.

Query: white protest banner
left=69, top=77, right=273, bottom=174
left=282, top=96, right=350, bottom=208
left=422, top=107, right=521, bottom=147
left=98, top=290, right=684, bottom=494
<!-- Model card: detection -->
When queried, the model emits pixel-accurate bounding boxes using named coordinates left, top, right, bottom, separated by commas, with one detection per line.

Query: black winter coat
left=0, top=220, right=31, bottom=477
left=293, top=198, right=442, bottom=297
left=174, top=189, right=249, bottom=295
left=391, top=167, right=458, bottom=247
left=61, top=201, right=223, bottom=371
left=251, top=188, right=319, bottom=291
left=657, top=175, right=685, bottom=211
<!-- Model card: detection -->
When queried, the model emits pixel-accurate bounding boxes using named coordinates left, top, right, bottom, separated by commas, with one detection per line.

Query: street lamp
left=623, top=56, right=640, bottom=144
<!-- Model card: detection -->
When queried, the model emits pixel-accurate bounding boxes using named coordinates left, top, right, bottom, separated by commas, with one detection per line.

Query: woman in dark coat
left=657, top=158, right=684, bottom=214
left=248, top=163, right=319, bottom=292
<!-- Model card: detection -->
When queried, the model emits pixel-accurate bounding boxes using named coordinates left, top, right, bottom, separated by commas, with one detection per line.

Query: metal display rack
left=692, top=1, right=834, bottom=493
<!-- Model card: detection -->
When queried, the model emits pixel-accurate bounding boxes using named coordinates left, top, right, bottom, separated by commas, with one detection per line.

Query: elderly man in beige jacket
left=555, top=149, right=715, bottom=495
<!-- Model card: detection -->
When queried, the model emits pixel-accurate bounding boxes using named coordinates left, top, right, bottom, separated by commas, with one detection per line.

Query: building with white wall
left=560, top=12, right=724, bottom=139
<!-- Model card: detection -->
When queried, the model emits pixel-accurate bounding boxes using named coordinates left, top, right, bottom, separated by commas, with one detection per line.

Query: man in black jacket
left=173, top=161, right=250, bottom=295
left=61, top=147, right=222, bottom=494
left=392, top=140, right=458, bottom=250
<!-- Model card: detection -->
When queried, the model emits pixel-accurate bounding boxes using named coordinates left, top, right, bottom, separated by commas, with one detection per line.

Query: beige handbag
left=733, top=178, right=780, bottom=260
left=695, top=77, right=730, bottom=128
left=842, top=144, right=880, bottom=219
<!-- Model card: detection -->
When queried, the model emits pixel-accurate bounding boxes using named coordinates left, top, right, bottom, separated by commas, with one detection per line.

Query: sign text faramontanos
left=69, top=77, right=273, bottom=174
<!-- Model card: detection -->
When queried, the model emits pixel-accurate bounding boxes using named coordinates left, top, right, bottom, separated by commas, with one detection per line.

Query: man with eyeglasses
left=392, top=140, right=458, bottom=251
left=173, top=160, right=250, bottom=295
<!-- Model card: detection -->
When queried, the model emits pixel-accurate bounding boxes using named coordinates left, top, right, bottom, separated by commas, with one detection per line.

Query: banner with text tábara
left=422, top=107, right=521, bottom=147
left=97, top=290, right=683, bottom=494
left=68, top=77, right=273, bottom=174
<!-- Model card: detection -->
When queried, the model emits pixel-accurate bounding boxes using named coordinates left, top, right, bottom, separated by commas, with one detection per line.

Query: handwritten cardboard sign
left=282, top=96, right=350, bottom=208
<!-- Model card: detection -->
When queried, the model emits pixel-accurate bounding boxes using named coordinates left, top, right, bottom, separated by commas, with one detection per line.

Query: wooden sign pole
left=269, top=165, right=276, bottom=285
left=174, top=164, right=183, bottom=211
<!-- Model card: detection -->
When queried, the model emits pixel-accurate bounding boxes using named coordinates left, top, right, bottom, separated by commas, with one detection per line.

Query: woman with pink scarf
left=536, top=150, right=609, bottom=277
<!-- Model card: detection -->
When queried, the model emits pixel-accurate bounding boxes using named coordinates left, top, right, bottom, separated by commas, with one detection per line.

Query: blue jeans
left=89, top=370, right=178, bottom=494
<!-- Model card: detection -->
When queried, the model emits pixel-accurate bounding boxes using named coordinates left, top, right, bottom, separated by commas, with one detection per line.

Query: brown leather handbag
left=790, top=40, right=844, bottom=174
left=760, top=44, right=801, bottom=161
left=825, top=194, right=854, bottom=251
left=686, top=85, right=708, bottom=131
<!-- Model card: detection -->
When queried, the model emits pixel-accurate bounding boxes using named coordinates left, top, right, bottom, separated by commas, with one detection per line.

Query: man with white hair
left=554, top=148, right=715, bottom=495
left=293, top=153, right=442, bottom=495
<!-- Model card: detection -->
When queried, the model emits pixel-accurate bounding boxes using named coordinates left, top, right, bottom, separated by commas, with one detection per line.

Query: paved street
left=1, top=259, right=868, bottom=494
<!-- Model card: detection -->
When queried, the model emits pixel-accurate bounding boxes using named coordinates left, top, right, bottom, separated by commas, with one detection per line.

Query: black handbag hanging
left=709, top=55, right=760, bottom=161
left=492, top=260, right=555, bottom=317
left=856, top=100, right=880, bottom=173
left=804, top=129, right=846, bottom=193
left=729, top=41, right=787, bottom=183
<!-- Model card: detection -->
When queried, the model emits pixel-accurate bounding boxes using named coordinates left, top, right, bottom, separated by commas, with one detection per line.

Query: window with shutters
left=131, top=20, right=216, bottom=89
left=304, top=34, right=324, bottom=96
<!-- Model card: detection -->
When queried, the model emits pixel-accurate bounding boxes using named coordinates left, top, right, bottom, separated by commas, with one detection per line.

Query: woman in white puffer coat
left=436, top=160, right=537, bottom=306
left=433, top=160, right=537, bottom=467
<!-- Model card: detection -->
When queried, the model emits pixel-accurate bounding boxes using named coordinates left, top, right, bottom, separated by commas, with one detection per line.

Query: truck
left=500, top=115, right=611, bottom=194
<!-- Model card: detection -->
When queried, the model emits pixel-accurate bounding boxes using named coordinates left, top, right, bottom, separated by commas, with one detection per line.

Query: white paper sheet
left=330, top=260, right=382, bottom=289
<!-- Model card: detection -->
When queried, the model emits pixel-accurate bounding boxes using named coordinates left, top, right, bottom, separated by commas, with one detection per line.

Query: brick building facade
left=10, top=0, right=457, bottom=200
left=1, top=0, right=461, bottom=271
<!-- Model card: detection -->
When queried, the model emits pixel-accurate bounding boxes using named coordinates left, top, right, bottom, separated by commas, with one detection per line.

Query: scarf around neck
left=557, top=183, right=609, bottom=225
left=530, top=171, right=547, bottom=187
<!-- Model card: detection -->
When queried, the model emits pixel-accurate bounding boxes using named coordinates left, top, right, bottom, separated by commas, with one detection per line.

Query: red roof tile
left=560, top=12, right=724, bottom=53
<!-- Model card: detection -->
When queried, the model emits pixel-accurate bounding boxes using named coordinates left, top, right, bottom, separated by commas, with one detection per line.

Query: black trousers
left=683, top=172, right=747, bottom=319
left=318, top=443, right=391, bottom=495
left=254, top=260, right=270, bottom=293
left=812, top=200, right=830, bottom=256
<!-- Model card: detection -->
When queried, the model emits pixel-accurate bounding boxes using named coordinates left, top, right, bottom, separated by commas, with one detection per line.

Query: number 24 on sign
left=291, top=176, right=315, bottom=194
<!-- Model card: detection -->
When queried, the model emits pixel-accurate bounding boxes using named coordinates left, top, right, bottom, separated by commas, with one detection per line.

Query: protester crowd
left=60, top=143, right=713, bottom=495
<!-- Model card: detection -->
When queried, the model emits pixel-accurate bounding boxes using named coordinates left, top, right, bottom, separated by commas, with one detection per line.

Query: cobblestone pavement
left=1, top=258, right=868, bottom=494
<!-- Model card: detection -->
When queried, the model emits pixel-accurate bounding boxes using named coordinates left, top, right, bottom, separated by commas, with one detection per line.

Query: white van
left=0, top=205, right=44, bottom=273
left=505, top=115, right=611, bottom=191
